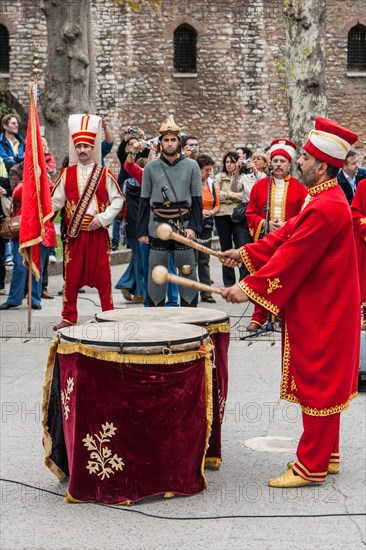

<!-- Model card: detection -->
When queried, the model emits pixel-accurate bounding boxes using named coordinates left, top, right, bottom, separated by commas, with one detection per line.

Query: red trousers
left=62, top=228, right=113, bottom=324
left=292, top=412, right=340, bottom=482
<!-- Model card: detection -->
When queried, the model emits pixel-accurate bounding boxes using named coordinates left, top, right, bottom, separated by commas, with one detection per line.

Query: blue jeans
left=115, top=238, right=144, bottom=296
left=111, top=219, right=121, bottom=247
left=7, top=241, right=48, bottom=306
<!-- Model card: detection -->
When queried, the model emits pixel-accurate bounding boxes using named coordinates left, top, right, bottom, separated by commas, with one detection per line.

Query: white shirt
left=52, top=163, right=124, bottom=227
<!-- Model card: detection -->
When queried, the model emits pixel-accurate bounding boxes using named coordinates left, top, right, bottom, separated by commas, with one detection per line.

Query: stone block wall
left=1, top=0, right=365, bottom=174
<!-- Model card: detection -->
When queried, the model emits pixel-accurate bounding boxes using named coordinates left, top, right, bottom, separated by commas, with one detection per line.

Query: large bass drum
left=42, top=321, right=213, bottom=504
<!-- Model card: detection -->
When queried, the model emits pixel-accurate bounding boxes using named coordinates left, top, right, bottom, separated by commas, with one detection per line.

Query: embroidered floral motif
left=83, top=422, right=124, bottom=480
left=61, top=376, right=74, bottom=420
left=308, top=178, right=338, bottom=197
left=218, top=390, right=226, bottom=423
left=360, top=218, right=366, bottom=225
left=267, top=277, right=282, bottom=294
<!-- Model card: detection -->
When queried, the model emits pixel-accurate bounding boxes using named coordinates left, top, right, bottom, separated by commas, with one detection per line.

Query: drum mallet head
left=157, top=223, right=173, bottom=241
left=152, top=265, right=169, bottom=284
left=181, top=265, right=192, bottom=276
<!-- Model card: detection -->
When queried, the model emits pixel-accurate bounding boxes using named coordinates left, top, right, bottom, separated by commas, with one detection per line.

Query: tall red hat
left=269, top=138, right=297, bottom=162
left=304, top=117, right=359, bottom=168
left=68, top=114, right=102, bottom=165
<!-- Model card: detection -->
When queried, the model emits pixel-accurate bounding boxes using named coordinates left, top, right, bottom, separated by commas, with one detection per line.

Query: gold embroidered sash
left=67, top=164, right=104, bottom=239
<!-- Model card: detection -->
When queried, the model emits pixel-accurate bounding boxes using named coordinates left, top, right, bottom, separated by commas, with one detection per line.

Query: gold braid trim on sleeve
left=254, top=219, right=265, bottom=242
left=238, top=281, right=280, bottom=316
left=239, top=247, right=256, bottom=274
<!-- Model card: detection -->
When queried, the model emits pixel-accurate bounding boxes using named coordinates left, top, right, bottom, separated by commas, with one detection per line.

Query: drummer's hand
left=138, top=236, right=149, bottom=244
left=219, top=248, right=241, bottom=267
left=88, top=215, right=102, bottom=231
left=185, top=228, right=196, bottom=240
left=221, top=284, right=249, bottom=303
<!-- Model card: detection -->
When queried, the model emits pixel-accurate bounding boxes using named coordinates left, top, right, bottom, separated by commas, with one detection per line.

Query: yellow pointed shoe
left=287, top=461, right=339, bottom=474
left=268, top=469, right=319, bottom=488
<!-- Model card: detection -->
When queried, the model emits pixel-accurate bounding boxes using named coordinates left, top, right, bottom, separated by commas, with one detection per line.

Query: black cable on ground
left=1, top=479, right=364, bottom=520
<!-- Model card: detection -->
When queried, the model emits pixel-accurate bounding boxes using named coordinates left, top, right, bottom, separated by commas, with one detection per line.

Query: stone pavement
left=0, top=257, right=365, bottom=550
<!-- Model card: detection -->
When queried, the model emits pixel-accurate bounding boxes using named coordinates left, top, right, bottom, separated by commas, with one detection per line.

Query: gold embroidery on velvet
left=61, top=376, right=74, bottom=421
left=280, top=324, right=298, bottom=403
left=239, top=247, right=256, bottom=274
left=238, top=281, right=280, bottom=316
left=360, top=218, right=366, bottom=225
left=83, top=422, right=125, bottom=480
left=291, top=376, right=298, bottom=391
left=65, top=199, right=76, bottom=222
left=249, top=227, right=254, bottom=238
left=308, top=178, right=338, bottom=197
left=64, top=244, right=71, bottom=267
left=270, top=180, right=276, bottom=220
left=301, top=392, right=358, bottom=417
left=267, top=277, right=282, bottom=294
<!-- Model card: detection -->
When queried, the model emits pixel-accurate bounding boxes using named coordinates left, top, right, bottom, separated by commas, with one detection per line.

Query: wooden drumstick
left=157, top=223, right=221, bottom=259
left=152, top=265, right=223, bottom=295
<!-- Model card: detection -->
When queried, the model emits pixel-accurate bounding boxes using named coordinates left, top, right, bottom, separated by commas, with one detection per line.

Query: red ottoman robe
left=351, top=177, right=366, bottom=308
left=240, top=179, right=359, bottom=415
left=246, top=175, right=308, bottom=241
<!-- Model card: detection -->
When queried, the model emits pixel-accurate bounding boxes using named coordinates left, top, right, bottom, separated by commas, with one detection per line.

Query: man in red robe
left=220, top=117, right=360, bottom=488
left=52, top=114, right=124, bottom=330
left=245, top=139, right=307, bottom=331
left=351, top=177, right=366, bottom=330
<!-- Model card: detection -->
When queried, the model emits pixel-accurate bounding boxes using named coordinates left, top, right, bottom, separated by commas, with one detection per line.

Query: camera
left=142, top=140, right=154, bottom=150
left=242, top=159, right=248, bottom=166
left=189, top=145, right=197, bottom=152
left=127, top=127, right=139, bottom=133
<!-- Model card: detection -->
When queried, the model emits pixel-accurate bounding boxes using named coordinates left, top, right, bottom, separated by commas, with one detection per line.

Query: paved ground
left=1, top=257, right=365, bottom=550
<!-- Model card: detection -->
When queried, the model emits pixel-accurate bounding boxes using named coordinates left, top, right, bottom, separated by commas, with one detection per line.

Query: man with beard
left=52, top=114, right=124, bottom=330
left=136, top=115, right=202, bottom=306
left=245, top=139, right=307, bottom=331
left=219, top=117, right=360, bottom=488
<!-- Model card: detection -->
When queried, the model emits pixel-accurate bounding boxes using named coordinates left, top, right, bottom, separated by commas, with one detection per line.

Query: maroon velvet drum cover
left=42, top=321, right=213, bottom=504
left=96, top=309, right=230, bottom=469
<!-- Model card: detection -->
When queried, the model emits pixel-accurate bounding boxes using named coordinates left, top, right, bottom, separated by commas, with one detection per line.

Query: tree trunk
left=40, top=0, right=96, bottom=166
left=284, top=0, right=327, bottom=150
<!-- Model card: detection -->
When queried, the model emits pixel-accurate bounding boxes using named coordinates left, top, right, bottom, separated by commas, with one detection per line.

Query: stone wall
left=1, top=0, right=365, bottom=174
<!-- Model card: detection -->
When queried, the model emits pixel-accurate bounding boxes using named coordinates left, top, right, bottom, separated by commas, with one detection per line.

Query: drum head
left=95, top=307, right=229, bottom=326
left=59, top=321, right=209, bottom=354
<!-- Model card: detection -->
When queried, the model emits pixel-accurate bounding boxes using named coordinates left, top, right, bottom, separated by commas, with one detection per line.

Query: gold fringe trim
left=206, top=321, right=230, bottom=334
left=65, top=491, right=84, bottom=503
left=164, top=492, right=176, bottom=498
left=239, top=246, right=256, bottom=274
left=238, top=281, right=280, bottom=316
left=200, top=346, right=214, bottom=489
left=56, top=340, right=213, bottom=366
left=41, top=337, right=66, bottom=481
left=205, top=457, right=222, bottom=470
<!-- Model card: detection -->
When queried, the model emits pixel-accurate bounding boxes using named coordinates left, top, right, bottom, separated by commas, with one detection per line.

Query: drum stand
left=239, top=313, right=281, bottom=342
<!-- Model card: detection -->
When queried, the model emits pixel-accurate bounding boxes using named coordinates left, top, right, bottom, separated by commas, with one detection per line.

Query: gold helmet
left=158, top=114, right=182, bottom=139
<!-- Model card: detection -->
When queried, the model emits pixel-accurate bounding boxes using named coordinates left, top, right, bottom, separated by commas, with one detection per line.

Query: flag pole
left=27, top=246, right=33, bottom=332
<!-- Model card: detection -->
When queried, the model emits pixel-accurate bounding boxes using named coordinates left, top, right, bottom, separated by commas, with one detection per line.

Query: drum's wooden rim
left=59, top=331, right=208, bottom=349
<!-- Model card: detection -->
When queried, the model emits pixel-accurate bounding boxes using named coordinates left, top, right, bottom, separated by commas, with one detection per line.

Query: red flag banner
left=19, top=85, right=53, bottom=280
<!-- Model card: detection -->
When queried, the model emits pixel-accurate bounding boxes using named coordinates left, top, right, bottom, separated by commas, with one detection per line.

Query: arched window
left=174, top=24, right=197, bottom=74
left=0, top=24, right=10, bottom=73
left=347, top=24, right=366, bottom=72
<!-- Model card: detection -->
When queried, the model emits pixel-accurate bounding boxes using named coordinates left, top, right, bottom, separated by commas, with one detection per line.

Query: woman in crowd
left=196, top=154, right=220, bottom=303
left=214, top=151, right=247, bottom=287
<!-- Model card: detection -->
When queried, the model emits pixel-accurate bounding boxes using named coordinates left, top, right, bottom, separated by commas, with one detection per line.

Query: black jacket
left=337, top=167, right=366, bottom=205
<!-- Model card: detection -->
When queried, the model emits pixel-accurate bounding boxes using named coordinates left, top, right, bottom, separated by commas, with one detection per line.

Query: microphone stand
left=240, top=165, right=281, bottom=340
